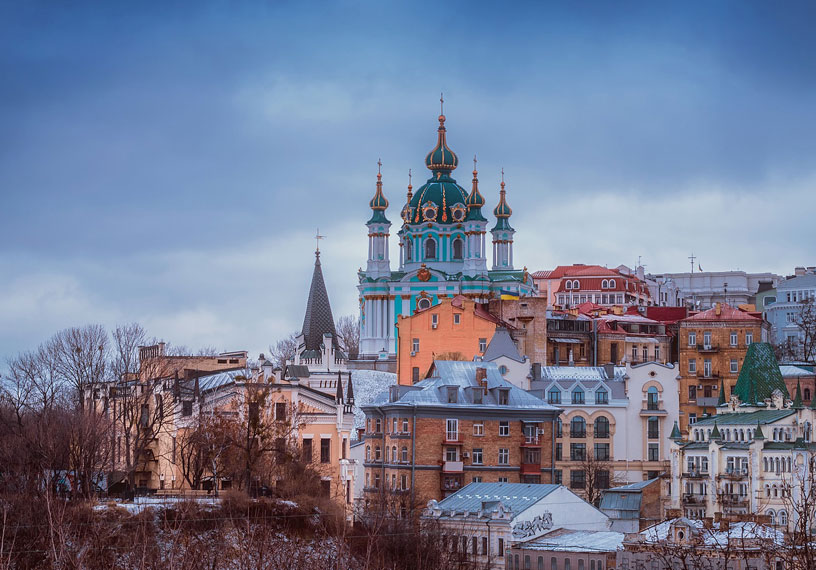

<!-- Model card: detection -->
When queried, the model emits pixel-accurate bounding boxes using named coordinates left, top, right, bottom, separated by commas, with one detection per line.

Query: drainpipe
left=411, top=404, right=417, bottom=507
left=593, top=319, right=598, bottom=366
left=551, top=416, right=556, bottom=482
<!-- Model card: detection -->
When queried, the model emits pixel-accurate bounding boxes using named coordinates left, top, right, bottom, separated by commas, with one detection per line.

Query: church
left=358, top=106, right=536, bottom=361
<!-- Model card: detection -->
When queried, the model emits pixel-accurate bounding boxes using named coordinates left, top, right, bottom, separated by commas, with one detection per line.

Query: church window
left=452, top=237, right=464, bottom=260
left=424, top=237, right=437, bottom=259
left=417, top=298, right=431, bottom=311
left=405, top=238, right=413, bottom=261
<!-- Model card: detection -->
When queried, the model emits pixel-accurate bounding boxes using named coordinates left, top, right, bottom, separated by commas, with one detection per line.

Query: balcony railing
left=521, top=462, right=541, bottom=474
left=719, top=468, right=749, bottom=480
left=522, top=435, right=540, bottom=446
left=683, top=471, right=708, bottom=479
left=682, top=494, right=707, bottom=504
left=593, top=430, right=610, bottom=439
left=720, top=493, right=748, bottom=505
left=444, top=432, right=461, bottom=444
left=697, top=344, right=720, bottom=353
left=569, top=430, right=587, bottom=439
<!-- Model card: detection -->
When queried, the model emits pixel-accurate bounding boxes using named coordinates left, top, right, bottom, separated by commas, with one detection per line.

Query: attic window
left=498, top=389, right=509, bottom=405
left=473, top=388, right=483, bottom=404
left=447, top=387, right=458, bottom=404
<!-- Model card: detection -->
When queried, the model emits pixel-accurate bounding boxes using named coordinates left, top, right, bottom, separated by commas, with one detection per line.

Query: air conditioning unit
left=698, top=385, right=704, bottom=390
left=462, top=452, right=470, bottom=458
left=537, top=429, right=547, bottom=435
left=432, top=323, right=438, bottom=329
left=411, top=351, right=416, bottom=356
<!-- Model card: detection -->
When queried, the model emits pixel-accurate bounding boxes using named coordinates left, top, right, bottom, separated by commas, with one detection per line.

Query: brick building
left=488, top=296, right=548, bottom=366
left=594, top=311, right=672, bottom=366
left=533, top=264, right=652, bottom=310
left=360, top=361, right=561, bottom=504
left=546, top=310, right=594, bottom=366
left=677, top=303, right=769, bottom=432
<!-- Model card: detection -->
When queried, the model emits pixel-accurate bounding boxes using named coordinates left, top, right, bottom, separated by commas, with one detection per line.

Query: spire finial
left=440, top=92, right=444, bottom=115
left=473, top=154, right=478, bottom=174
left=408, top=168, right=412, bottom=190
left=315, top=228, right=325, bottom=254
left=501, top=167, right=505, bottom=186
left=377, top=158, right=382, bottom=175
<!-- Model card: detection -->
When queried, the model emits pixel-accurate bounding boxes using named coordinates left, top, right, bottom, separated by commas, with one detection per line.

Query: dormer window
left=447, top=387, right=458, bottom=404
left=602, top=280, right=609, bottom=289
left=473, top=388, right=483, bottom=404
left=498, top=389, right=509, bottom=405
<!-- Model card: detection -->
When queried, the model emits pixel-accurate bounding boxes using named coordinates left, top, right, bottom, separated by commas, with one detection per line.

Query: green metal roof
left=733, top=343, right=789, bottom=404
left=692, top=409, right=795, bottom=427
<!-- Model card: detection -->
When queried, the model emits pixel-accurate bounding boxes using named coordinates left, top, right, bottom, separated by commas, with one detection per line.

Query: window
left=730, top=331, right=738, bottom=346
left=631, top=346, right=638, bottom=362
left=452, top=237, right=463, bottom=260
left=401, top=446, right=408, bottom=462
left=601, top=280, right=609, bottom=289
left=730, top=359, right=738, bottom=374
left=570, top=417, right=586, bottom=438
left=417, top=297, right=431, bottom=310
left=594, top=416, right=610, bottom=438
left=554, top=469, right=562, bottom=484
left=479, top=338, right=487, bottom=352
left=320, top=438, right=331, bottom=463
left=572, top=387, right=585, bottom=404
left=648, top=443, right=659, bottom=461
left=473, top=476, right=482, bottom=483
left=594, top=442, right=610, bottom=461
left=688, top=332, right=696, bottom=347
left=473, top=388, right=483, bottom=404
left=182, top=400, right=193, bottom=417
left=570, top=443, right=586, bottom=461
left=555, top=443, right=562, bottom=461
left=375, top=418, right=382, bottom=432
left=704, top=359, right=712, bottom=377
left=596, top=389, right=608, bottom=404
left=688, top=385, right=697, bottom=400
left=425, top=238, right=437, bottom=259
left=498, top=477, right=508, bottom=483
left=570, top=469, right=586, bottom=489
left=499, top=421, right=510, bottom=436
left=412, top=338, right=420, bottom=352
left=447, top=387, right=458, bottom=403
left=453, top=313, right=461, bottom=325
left=473, top=423, right=484, bottom=436
left=498, top=538, right=504, bottom=557
left=405, top=237, right=412, bottom=261
left=551, top=558, right=558, bottom=570
left=401, top=474, right=408, bottom=490
left=655, top=345, right=660, bottom=361
left=647, top=387, right=659, bottom=410
left=446, top=419, right=459, bottom=441
left=689, top=413, right=697, bottom=425
left=746, top=332, right=753, bottom=345
left=365, top=445, right=371, bottom=461
left=688, top=358, right=697, bottom=374
left=445, top=447, right=458, bottom=462
left=431, top=313, right=438, bottom=327
left=548, top=389, right=561, bottom=404
left=303, top=439, right=313, bottom=463
left=499, top=365, right=509, bottom=375
left=402, top=418, right=409, bottom=432
left=498, top=448, right=509, bottom=465
left=412, top=367, right=419, bottom=383
left=642, top=346, right=648, bottom=361
left=375, top=446, right=381, bottom=461
left=472, top=448, right=483, bottom=464
left=703, top=331, right=712, bottom=348
left=648, top=417, right=659, bottom=439
left=556, top=418, right=563, bottom=437
left=275, top=402, right=287, bottom=422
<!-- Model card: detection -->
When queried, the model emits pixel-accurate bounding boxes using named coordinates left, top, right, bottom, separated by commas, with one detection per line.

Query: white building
left=765, top=271, right=816, bottom=355
left=530, top=362, right=680, bottom=488
left=645, top=270, right=781, bottom=309
left=481, top=327, right=531, bottom=390
left=424, top=482, right=610, bottom=569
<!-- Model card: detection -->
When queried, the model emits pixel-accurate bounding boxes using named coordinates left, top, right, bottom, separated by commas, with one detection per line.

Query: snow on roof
left=483, top=328, right=525, bottom=363
left=435, top=482, right=560, bottom=515
left=538, top=366, right=625, bottom=382
left=520, top=528, right=625, bottom=553
left=780, top=365, right=814, bottom=378
left=350, top=369, right=397, bottom=434
left=641, top=518, right=784, bottom=547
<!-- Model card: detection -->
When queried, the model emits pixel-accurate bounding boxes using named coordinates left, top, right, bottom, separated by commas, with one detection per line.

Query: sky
left=2, top=0, right=815, bottom=362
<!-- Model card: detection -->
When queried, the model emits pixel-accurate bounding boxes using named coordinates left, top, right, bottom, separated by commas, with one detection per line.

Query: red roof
left=543, top=264, right=624, bottom=279
left=684, top=303, right=760, bottom=322
left=644, top=306, right=688, bottom=324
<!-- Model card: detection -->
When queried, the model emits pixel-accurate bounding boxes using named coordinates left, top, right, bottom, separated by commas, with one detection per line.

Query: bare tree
left=48, top=325, right=109, bottom=411
left=110, top=322, right=147, bottom=381
left=579, top=451, right=612, bottom=506
left=336, top=315, right=360, bottom=360
left=269, top=331, right=299, bottom=368
left=797, top=297, right=816, bottom=363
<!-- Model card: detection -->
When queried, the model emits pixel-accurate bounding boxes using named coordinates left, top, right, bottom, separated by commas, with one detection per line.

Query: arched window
left=594, top=416, right=610, bottom=438
left=565, top=281, right=572, bottom=290
left=499, top=365, right=508, bottom=375
left=417, top=297, right=432, bottom=310
left=405, top=237, right=413, bottom=261
left=647, top=387, right=659, bottom=410
left=570, top=417, right=586, bottom=438
left=765, top=485, right=771, bottom=498
left=773, top=484, right=778, bottom=497
left=573, top=280, right=579, bottom=290
left=572, top=387, right=585, bottom=404
left=375, top=446, right=381, bottom=461
left=763, top=458, right=768, bottom=472
left=556, top=417, right=563, bottom=438
left=767, top=510, right=776, bottom=525
left=401, top=446, right=408, bottom=462
left=366, top=446, right=371, bottom=461
left=384, top=446, right=389, bottom=462
left=780, top=510, right=788, bottom=526
left=452, top=237, right=464, bottom=260
left=806, top=388, right=812, bottom=401
left=601, top=280, right=609, bottom=289
left=392, top=445, right=397, bottom=462
left=425, top=237, right=437, bottom=259
left=787, top=457, right=792, bottom=472
left=609, top=279, right=616, bottom=288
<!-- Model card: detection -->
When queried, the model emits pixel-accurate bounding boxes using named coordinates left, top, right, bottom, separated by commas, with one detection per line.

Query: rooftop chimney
left=475, top=367, right=487, bottom=384
left=715, top=302, right=722, bottom=316
left=795, top=266, right=806, bottom=276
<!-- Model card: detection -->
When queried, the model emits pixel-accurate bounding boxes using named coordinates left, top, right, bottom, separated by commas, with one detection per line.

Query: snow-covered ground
left=94, top=495, right=221, bottom=513
left=350, top=369, right=396, bottom=436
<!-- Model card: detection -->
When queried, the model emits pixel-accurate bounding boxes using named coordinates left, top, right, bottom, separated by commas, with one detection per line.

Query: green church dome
left=492, top=178, right=513, bottom=231
left=368, top=160, right=390, bottom=224
left=425, top=115, right=459, bottom=172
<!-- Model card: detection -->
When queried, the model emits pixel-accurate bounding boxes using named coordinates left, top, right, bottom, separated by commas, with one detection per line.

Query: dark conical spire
left=793, top=379, right=804, bottom=409
left=753, top=422, right=765, bottom=440
left=733, top=343, right=789, bottom=405
left=336, top=371, right=344, bottom=404
left=346, top=372, right=355, bottom=404
left=710, top=421, right=721, bottom=441
left=670, top=421, right=682, bottom=441
left=718, top=379, right=727, bottom=407
left=301, top=250, right=339, bottom=352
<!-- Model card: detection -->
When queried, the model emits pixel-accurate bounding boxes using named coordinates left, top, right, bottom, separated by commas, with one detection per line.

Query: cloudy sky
left=2, top=1, right=815, bottom=362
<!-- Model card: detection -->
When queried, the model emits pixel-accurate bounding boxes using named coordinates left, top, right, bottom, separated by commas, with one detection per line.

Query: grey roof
left=301, top=250, right=339, bottom=352
left=285, top=365, right=311, bottom=379
left=610, top=478, right=659, bottom=492
left=777, top=274, right=816, bottom=291
left=483, top=328, right=525, bottom=363
left=780, top=365, right=814, bottom=378
left=537, top=366, right=625, bottom=382
left=520, top=529, right=624, bottom=553
left=371, top=361, right=559, bottom=411
left=692, top=409, right=795, bottom=427
left=599, top=480, right=658, bottom=515
left=435, top=482, right=560, bottom=515
left=195, top=369, right=246, bottom=393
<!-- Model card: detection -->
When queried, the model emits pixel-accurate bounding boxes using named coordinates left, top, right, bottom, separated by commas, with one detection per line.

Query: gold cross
left=316, top=228, right=325, bottom=252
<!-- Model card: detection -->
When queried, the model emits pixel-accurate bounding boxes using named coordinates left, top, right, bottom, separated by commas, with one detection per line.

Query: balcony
left=441, top=474, right=464, bottom=492
left=442, top=461, right=464, bottom=473
left=682, top=471, right=708, bottom=479
left=697, top=344, right=720, bottom=353
left=682, top=494, right=707, bottom=505
left=521, top=435, right=540, bottom=447
left=443, top=432, right=462, bottom=444
left=697, top=370, right=721, bottom=380
left=521, top=462, right=541, bottom=475
left=696, top=396, right=719, bottom=407
left=719, top=468, right=749, bottom=480
left=593, top=430, right=610, bottom=439
left=720, top=494, right=748, bottom=506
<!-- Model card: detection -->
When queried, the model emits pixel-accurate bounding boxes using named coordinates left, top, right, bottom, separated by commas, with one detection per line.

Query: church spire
left=301, top=248, right=339, bottom=352
left=425, top=96, right=459, bottom=173
left=368, top=159, right=390, bottom=224
left=492, top=169, right=513, bottom=231
left=466, top=155, right=486, bottom=221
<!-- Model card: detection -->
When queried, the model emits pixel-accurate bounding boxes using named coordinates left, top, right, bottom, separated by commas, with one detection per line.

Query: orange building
left=677, top=303, right=769, bottom=432
left=396, top=295, right=505, bottom=385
